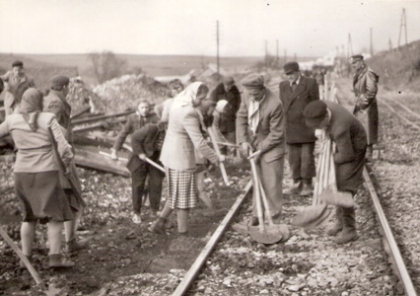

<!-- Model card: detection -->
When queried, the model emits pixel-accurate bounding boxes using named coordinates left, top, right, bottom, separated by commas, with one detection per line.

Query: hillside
left=367, top=39, right=420, bottom=92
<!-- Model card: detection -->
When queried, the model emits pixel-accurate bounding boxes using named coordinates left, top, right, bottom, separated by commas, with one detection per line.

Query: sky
left=1, top=0, right=419, bottom=58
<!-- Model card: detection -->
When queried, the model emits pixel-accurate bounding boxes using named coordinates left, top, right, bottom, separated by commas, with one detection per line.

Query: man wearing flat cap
left=350, top=54, right=379, bottom=160
left=279, top=61, right=319, bottom=196
left=209, top=76, right=241, bottom=150
left=236, top=73, right=286, bottom=225
left=43, top=75, right=87, bottom=254
left=1, top=60, right=35, bottom=116
left=303, top=100, right=367, bottom=244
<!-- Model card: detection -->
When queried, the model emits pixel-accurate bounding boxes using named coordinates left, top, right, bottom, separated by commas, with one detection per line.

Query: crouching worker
left=303, top=100, right=367, bottom=244
left=0, top=88, right=75, bottom=268
left=128, top=121, right=167, bottom=223
left=149, top=82, right=225, bottom=236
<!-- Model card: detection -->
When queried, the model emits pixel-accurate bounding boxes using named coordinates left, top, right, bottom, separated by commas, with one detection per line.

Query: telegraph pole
left=276, top=40, right=279, bottom=64
left=265, top=40, right=268, bottom=68
left=370, top=27, right=374, bottom=56
left=398, top=8, right=408, bottom=48
left=347, top=33, right=353, bottom=59
left=216, top=20, right=220, bottom=74
left=389, top=38, right=393, bottom=51
left=284, top=49, right=287, bottom=63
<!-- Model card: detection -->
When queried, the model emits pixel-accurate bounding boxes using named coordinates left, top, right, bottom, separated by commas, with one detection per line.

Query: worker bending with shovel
left=236, top=74, right=286, bottom=227
left=302, top=100, right=367, bottom=244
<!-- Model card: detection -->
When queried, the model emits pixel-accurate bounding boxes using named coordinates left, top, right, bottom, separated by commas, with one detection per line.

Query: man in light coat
left=350, top=54, right=379, bottom=159
left=236, top=74, right=286, bottom=226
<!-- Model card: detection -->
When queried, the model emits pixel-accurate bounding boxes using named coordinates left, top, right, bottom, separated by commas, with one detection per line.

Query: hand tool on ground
left=0, top=226, right=43, bottom=285
left=123, top=143, right=166, bottom=173
left=215, top=141, right=241, bottom=149
left=247, top=158, right=286, bottom=244
left=206, top=128, right=230, bottom=186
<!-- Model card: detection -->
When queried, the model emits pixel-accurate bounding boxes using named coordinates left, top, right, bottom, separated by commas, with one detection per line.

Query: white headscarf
left=171, top=81, right=204, bottom=110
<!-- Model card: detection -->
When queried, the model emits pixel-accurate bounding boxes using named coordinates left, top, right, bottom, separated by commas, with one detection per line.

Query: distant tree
left=89, top=51, right=127, bottom=84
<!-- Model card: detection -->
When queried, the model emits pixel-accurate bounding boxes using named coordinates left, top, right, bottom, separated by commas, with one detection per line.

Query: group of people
left=1, top=61, right=87, bottom=268
left=0, top=53, right=379, bottom=270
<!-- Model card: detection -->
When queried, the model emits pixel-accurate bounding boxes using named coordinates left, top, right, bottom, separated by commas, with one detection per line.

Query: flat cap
left=12, top=60, right=24, bottom=68
left=303, top=100, right=328, bottom=128
left=283, top=61, right=300, bottom=74
left=241, top=74, right=264, bottom=89
left=349, top=54, right=364, bottom=63
left=50, top=75, right=70, bottom=88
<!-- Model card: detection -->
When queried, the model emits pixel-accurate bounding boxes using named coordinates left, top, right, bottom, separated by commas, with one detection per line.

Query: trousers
left=287, top=142, right=316, bottom=183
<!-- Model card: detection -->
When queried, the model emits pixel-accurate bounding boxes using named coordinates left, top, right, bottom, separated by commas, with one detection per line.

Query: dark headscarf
left=20, top=88, right=43, bottom=131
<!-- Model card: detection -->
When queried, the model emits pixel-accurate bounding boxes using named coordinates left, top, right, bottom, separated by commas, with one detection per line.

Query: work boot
left=48, top=254, right=75, bottom=269
left=285, top=181, right=302, bottom=195
left=333, top=207, right=358, bottom=244
left=149, top=217, right=167, bottom=234
left=300, top=180, right=312, bottom=196
left=327, top=207, right=344, bottom=236
left=65, top=238, right=88, bottom=255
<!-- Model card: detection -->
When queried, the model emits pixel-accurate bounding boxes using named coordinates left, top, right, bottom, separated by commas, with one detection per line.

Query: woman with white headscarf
left=149, top=82, right=225, bottom=235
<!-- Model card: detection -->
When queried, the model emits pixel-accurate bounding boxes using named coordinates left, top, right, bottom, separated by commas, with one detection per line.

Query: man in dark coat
left=350, top=54, right=379, bottom=159
left=128, top=122, right=166, bottom=224
left=209, top=76, right=241, bottom=146
left=279, top=61, right=319, bottom=196
left=303, top=100, right=367, bottom=244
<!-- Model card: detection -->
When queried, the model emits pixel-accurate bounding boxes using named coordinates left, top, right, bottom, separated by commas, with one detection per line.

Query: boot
left=48, top=254, right=75, bottom=268
left=300, top=180, right=313, bottom=196
left=65, top=238, right=88, bottom=255
left=149, top=217, right=166, bottom=234
left=327, top=207, right=344, bottom=236
left=334, top=207, right=358, bottom=244
left=285, top=181, right=302, bottom=195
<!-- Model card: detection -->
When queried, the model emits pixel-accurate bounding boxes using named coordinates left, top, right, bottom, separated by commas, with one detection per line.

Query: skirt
left=166, top=168, right=198, bottom=210
left=15, top=171, right=74, bottom=223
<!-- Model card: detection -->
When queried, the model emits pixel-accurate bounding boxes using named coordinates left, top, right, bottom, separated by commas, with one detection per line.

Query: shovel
left=0, top=226, right=43, bottom=285
left=247, top=158, right=286, bottom=244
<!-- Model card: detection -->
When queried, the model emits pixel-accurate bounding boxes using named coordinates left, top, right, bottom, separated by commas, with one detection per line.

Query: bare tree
left=89, top=51, right=127, bottom=84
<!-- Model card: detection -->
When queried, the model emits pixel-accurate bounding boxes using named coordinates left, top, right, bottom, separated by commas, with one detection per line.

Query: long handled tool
left=247, top=158, right=285, bottom=244
left=122, top=144, right=166, bottom=173
left=0, top=226, right=43, bottom=285
left=206, top=128, right=229, bottom=185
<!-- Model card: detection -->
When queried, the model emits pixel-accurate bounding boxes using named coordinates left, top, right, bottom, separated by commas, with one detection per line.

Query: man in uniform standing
left=350, top=54, right=379, bottom=159
left=236, top=74, right=286, bottom=225
left=279, top=61, right=319, bottom=196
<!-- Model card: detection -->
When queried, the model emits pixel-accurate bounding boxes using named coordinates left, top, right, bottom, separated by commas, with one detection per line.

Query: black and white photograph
left=1, top=0, right=420, bottom=295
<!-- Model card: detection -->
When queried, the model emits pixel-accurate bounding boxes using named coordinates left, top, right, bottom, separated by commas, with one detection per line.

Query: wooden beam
left=71, top=110, right=135, bottom=125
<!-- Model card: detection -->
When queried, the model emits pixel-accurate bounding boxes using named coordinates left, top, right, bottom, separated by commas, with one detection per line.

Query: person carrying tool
left=279, top=61, right=319, bottom=196
left=149, top=82, right=225, bottom=235
left=350, top=54, right=379, bottom=161
left=43, top=75, right=86, bottom=255
left=236, top=74, right=286, bottom=226
left=0, top=88, right=75, bottom=268
left=128, top=122, right=167, bottom=223
left=1, top=60, right=35, bottom=117
left=303, top=100, right=367, bottom=244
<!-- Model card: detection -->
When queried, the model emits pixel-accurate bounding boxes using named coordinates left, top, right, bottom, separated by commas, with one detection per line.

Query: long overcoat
left=279, top=76, right=319, bottom=144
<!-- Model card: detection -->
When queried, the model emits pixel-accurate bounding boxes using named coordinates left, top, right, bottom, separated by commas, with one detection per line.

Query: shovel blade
left=248, top=224, right=285, bottom=244
left=291, top=204, right=327, bottom=227
left=318, top=189, right=355, bottom=208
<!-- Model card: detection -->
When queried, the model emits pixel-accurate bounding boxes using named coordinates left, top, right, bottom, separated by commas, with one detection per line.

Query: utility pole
left=398, top=8, right=408, bottom=48
left=284, top=49, right=287, bottom=63
left=294, top=53, right=297, bottom=62
left=370, top=27, right=374, bottom=56
left=389, top=38, right=393, bottom=51
left=276, top=40, right=279, bottom=64
left=347, top=33, right=353, bottom=59
left=265, top=40, right=268, bottom=68
left=216, top=20, right=220, bottom=74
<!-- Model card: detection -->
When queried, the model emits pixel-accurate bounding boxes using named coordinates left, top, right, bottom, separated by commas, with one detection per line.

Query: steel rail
left=378, top=98, right=420, bottom=131
left=331, top=77, right=418, bottom=296
left=172, top=180, right=253, bottom=296
left=363, top=167, right=417, bottom=296
left=379, top=96, right=420, bottom=121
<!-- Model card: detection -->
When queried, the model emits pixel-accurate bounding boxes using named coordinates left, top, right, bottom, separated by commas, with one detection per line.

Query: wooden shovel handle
left=255, top=171, right=275, bottom=226
left=0, top=226, right=43, bottom=285
left=122, top=143, right=165, bottom=173
left=207, top=128, right=229, bottom=185
left=249, top=159, right=265, bottom=231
